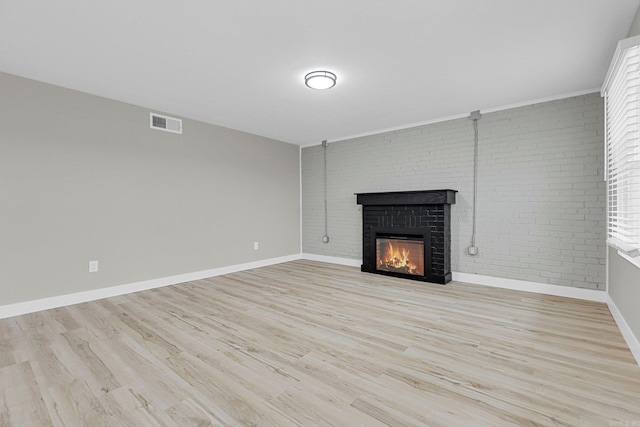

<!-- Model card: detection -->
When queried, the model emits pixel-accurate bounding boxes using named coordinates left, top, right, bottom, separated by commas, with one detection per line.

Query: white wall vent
left=150, top=113, right=182, bottom=134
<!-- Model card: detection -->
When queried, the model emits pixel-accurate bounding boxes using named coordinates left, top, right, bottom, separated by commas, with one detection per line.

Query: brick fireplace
left=356, top=190, right=456, bottom=284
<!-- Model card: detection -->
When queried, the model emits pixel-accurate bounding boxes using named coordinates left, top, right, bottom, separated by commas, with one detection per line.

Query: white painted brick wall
left=302, top=93, right=606, bottom=289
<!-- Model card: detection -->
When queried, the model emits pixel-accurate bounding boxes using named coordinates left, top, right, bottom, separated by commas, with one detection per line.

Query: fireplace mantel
left=356, top=189, right=457, bottom=284
left=356, top=189, right=457, bottom=206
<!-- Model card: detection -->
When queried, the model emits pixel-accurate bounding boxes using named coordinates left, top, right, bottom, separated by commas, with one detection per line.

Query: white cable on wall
left=469, top=111, right=481, bottom=256
left=322, top=140, right=329, bottom=243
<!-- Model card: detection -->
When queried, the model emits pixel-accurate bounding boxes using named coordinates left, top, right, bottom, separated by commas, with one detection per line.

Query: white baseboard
left=0, top=254, right=302, bottom=320
left=606, top=294, right=640, bottom=367
left=301, top=253, right=361, bottom=267
left=302, top=256, right=635, bottom=367
left=300, top=254, right=607, bottom=303
left=3, top=252, right=637, bottom=367
left=452, top=272, right=607, bottom=303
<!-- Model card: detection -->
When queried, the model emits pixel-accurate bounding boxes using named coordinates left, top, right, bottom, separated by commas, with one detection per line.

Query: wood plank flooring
left=1, top=260, right=639, bottom=426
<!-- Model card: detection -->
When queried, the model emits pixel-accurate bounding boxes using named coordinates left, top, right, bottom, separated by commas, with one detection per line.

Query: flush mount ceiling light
left=305, top=71, right=337, bottom=90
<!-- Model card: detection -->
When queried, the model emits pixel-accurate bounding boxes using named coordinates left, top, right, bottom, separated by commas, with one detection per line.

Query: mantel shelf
left=356, top=189, right=457, bottom=206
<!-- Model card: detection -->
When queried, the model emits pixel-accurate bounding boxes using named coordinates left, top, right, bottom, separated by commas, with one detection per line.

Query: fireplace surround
left=356, top=189, right=456, bottom=284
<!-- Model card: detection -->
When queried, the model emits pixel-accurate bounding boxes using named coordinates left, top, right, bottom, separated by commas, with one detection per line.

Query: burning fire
left=378, top=240, right=423, bottom=275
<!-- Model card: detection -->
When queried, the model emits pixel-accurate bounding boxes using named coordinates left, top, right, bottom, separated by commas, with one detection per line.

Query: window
left=602, top=35, right=640, bottom=265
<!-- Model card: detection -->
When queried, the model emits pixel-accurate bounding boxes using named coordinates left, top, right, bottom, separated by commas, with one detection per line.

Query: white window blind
left=602, top=36, right=640, bottom=258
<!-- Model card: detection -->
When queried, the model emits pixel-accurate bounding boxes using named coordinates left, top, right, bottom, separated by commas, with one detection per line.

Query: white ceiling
left=1, top=1, right=638, bottom=146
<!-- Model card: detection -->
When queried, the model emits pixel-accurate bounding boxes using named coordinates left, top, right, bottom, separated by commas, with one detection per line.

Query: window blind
left=603, top=36, right=640, bottom=258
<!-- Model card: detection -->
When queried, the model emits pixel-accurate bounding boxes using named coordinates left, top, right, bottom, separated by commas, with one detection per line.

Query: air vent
left=150, top=113, right=182, bottom=134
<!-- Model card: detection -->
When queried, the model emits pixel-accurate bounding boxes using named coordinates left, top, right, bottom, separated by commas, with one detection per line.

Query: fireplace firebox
left=356, top=190, right=456, bottom=284
left=377, top=235, right=425, bottom=276
left=373, top=228, right=430, bottom=279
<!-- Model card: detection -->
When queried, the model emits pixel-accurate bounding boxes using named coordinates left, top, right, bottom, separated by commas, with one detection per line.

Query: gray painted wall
left=302, top=94, right=606, bottom=290
left=628, top=4, right=640, bottom=42
left=606, top=7, right=640, bottom=346
left=0, top=72, right=300, bottom=306
left=608, top=247, right=640, bottom=339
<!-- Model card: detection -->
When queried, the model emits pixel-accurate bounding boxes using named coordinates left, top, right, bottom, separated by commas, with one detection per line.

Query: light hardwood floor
left=1, top=260, right=639, bottom=426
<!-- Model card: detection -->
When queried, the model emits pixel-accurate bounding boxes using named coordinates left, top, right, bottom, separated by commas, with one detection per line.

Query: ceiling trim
left=303, top=87, right=601, bottom=148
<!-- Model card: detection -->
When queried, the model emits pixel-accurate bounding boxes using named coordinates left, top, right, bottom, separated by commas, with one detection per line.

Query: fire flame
left=378, top=241, right=422, bottom=275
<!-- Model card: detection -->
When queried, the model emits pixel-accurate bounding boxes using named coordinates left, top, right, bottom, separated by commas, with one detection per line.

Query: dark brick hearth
left=356, top=189, right=457, bottom=284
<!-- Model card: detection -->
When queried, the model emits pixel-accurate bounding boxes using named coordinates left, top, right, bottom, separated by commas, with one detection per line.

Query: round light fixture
left=305, top=71, right=337, bottom=90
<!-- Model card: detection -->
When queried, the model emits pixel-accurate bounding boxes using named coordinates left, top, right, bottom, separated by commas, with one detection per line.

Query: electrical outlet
left=322, top=235, right=330, bottom=243
left=89, top=260, right=99, bottom=272
left=468, top=246, right=478, bottom=256
left=254, top=242, right=259, bottom=250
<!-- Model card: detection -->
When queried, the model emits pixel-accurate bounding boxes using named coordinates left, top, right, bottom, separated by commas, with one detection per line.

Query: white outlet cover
left=89, top=260, right=99, bottom=272
left=254, top=242, right=259, bottom=250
